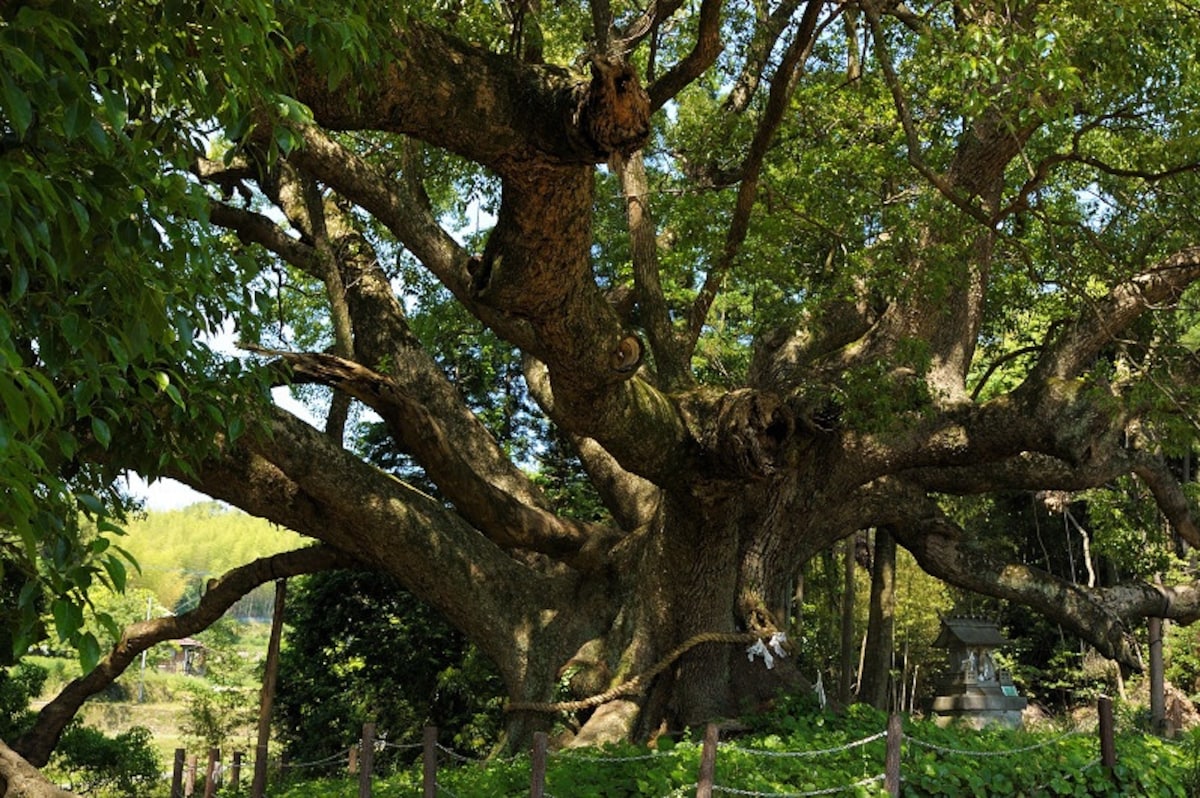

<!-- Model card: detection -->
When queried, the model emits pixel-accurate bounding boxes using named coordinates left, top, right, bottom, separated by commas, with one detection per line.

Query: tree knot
left=576, top=56, right=651, bottom=159
left=709, top=390, right=795, bottom=479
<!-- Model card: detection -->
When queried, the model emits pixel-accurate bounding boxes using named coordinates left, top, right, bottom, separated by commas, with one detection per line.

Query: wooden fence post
left=696, top=723, right=719, bottom=798
left=884, top=714, right=902, bottom=797
left=231, top=751, right=242, bottom=792
left=171, top=748, right=186, bottom=798
left=185, top=754, right=197, bottom=797
left=252, top=579, right=287, bottom=798
left=349, top=744, right=359, bottom=775
left=423, top=726, right=438, bottom=798
left=530, top=731, right=548, bottom=798
left=1098, top=695, right=1116, bottom=769
left=359, top=722, right=376, bottom=798
left=203, top=748, right=219, bottom=798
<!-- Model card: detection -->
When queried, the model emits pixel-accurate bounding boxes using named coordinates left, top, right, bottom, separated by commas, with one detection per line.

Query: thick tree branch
left=292, top=21, right=621, bottom=167
left=286, top=128, right=690, bottom=495
left=14, top=547, right=353, bottom=767
left=249, top=347, right=615, bottom=562
left=837, top=374, right=1136, bottom=492
left=1131, top=452, right=1200, bottom=548
left=210, top=149, right=558, bottom=528
left=287, top=125, right=539, bottom=354
left=524, top=355, right=663, bottom=530
left=207, top=202, right=323, bottom=278
left=179, top=407, right=607, bottom=693
left=891, top=508, right=1144, bottom=667
left=1025, top=247, right=1200, bottom=384
left=617, top=150, right=690, bottom=390
left=0, top=742, right=73, bottom=798
left=645, top=0, right=722, bottom=111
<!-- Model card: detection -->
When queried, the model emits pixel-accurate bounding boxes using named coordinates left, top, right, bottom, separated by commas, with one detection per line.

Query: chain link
left=284, top=750, right=351, bottom=769
left=905, top=730, right=1086, bottom=757
left=711, top=773, right=886, bottom=796
left=434, top=742, right=483, bottom=763
left=725, top=729, right=888, bottom=758
left=554, top=749, right=681, bottom=763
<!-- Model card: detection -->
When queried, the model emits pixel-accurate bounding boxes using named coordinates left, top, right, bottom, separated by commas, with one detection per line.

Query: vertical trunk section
left=859, top=528, right=897, bottom=710
left=839, top=537, right=857, bottom=704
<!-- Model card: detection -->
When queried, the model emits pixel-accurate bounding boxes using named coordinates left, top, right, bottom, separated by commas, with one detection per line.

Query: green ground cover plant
left=264, top=701, right=1190, bottom=798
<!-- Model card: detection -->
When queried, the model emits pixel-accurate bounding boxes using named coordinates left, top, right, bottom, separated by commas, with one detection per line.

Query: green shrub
left=49, top=723, right=161, bottom=798
left=0, top=661, right=47, bottom=740
left=180, top=682, right=256, bottom=751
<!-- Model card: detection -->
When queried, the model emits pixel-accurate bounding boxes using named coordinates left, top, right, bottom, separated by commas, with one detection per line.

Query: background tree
left=7, top=0, right=1200, bottom=768
left=275, top=570, right=504, bottom=769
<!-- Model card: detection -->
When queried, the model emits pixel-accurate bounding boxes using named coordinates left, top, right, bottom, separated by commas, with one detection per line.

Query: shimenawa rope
left=505, top=630, right=768, bottom=713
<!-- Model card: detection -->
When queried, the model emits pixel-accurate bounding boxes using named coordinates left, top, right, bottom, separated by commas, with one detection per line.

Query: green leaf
left=52, top=597, right=83, bottom=642
left=63, top=97, right=91, bottom=139
left=77, top=492, right=105, bottom=515
left=9, top=263, right=28, bottom=301
left=0, top=72, right=33, bottom=135
left=91, top=415, right=112, bottom=448
left=78, top=631, right=102, bottom=673
left=102, top=554, right=127, bottom=592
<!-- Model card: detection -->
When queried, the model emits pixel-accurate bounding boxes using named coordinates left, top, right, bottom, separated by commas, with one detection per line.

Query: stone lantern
left=929, top=614, right=1026, bottom=728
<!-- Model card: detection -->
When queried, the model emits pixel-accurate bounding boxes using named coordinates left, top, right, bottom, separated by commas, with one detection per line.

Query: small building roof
left=933, top=616, right=1009, bottom=648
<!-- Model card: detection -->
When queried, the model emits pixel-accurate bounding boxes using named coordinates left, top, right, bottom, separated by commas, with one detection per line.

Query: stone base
left=930, top=691, right=1028, bottom=730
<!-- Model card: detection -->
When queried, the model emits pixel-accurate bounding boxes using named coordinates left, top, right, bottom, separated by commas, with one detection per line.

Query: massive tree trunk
left=56, top=1, right=1200, bottom=751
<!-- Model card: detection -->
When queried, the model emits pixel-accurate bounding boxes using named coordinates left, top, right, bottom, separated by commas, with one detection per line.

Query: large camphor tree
left=7, top=0, right=1200, bottom=773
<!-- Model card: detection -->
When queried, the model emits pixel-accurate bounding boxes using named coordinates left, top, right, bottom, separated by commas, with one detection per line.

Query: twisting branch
left=1025, top=246, right=1200, bottom=384
left=686, top=1, right=830, bottom=353
left=861, top=2, right=992, bottom=226
left=1131, top=452, right=1200, bottom=548
left=14, top=546, right=354, bottom=768
left=245, top=347, right=615, bottom=562
left=890, top=504, right=1144, bottom=667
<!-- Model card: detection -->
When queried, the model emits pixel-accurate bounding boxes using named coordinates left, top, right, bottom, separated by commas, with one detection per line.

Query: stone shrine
left=929, top=614, right=1027, bottom=729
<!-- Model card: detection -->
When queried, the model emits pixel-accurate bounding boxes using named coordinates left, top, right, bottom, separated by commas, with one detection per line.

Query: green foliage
left=275, top=570, right=505, bottom=772
left=1082, top=478, right=1173, bottom=579
left=1166, top=621, right=1200, bottom=701
left=1183, top=725, right=1200, bottom=798
left=792, top=541, right=951, bottom=703
left=119, top=503, right=304, bottom=615
left=266, top=698, right=1190, bottom=798
left=178, top=617, right=258, bottom=751
left=0, top=0, right=279, bottom=668
left=179, top=682, right=256, bottom=753
left=0, top=660, right=46, bottom=741
left=48, top=723, right=161, bottom=798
